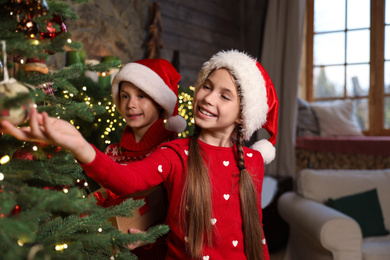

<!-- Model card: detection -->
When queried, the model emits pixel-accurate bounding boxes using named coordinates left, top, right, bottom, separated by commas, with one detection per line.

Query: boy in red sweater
left=95, top=59, right=186, bottom=259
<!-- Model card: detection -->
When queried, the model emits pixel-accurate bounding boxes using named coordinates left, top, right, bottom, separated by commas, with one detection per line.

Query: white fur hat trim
left=195, top=50, right=268, bottom=141
left=165, top=115, right=187, bottom=133
left=251, top=139, right=276, bottom=165
left=111, top=63, right=177, bottom=119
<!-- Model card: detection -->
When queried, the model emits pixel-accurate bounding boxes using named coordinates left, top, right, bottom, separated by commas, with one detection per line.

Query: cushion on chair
left=328, top=189, right=389, bottom=238
left=297, top=169, right=390, bottom=231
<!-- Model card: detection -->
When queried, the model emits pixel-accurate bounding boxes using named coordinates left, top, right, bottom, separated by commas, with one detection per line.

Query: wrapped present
left=93, top=185, right=167, bottom=232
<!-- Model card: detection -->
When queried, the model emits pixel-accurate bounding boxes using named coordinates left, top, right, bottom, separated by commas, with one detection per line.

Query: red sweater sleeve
left=80, top=144, right=182, bottom=196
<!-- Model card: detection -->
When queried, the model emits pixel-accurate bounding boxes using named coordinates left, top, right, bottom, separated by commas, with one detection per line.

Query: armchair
left=278, top=169, right=390, bottom=260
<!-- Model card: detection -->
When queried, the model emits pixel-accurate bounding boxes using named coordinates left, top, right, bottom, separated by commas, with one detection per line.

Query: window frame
left=306, top=0, right=389, bottom=136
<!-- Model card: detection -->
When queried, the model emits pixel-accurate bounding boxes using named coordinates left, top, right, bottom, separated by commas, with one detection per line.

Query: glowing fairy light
left=55, top=243, right=68, bottom=251
left=82, top=86, right=87, bottom=91
left=98, top=228, right=103, bottom=232
left=32, top=146, right=38, bottom=151
left=0, top=173, right=4, bottom=181
left=84, top=182, right=88, bottom=187
left=63, top=188, right=69, bottom=193
left=0, top=155, right=10, bottom=164
left=67, top=38, right=72, bottom=43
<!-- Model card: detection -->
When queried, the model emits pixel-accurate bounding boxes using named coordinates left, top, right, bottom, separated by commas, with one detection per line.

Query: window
left=306, top=0, right=389, bottom=135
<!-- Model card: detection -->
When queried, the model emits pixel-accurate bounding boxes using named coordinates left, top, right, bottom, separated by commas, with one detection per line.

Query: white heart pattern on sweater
left=158, top=165, right=163, bottom=172
left=223, top=161, right=229, bottom=166
left=247, top=153, right=253, bottom=157
left=232, top=240, right=238, bottom=247
left=211, top=218, right=217, bottom=225
left=223, top=194, right=230, bottom=200
left=203, top=256, right=209, bottom=260
left=184, top=150, right=188, bottom=155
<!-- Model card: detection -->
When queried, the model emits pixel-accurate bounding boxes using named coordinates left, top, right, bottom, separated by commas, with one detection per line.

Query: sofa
left=278, top=169, right=390, bottom=260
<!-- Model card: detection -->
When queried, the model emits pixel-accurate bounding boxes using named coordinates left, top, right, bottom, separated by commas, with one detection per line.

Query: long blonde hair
left=181, top=70, right=265, bottom=259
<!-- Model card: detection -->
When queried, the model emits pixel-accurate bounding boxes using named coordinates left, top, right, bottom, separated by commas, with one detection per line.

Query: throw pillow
left=310, top=99, right=363, bottom=136
left=328, top=188, right=389, bottom=237
left=296, top=98, right=321, bottom=136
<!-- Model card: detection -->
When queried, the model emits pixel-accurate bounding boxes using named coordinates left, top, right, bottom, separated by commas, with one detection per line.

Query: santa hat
left=195, top=50, right=279, bottom=164
left=111, top=59, right=187, bottom=133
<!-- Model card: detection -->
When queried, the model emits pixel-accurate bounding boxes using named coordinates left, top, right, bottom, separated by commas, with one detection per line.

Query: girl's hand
left=0, top=107, right=96, bottom=164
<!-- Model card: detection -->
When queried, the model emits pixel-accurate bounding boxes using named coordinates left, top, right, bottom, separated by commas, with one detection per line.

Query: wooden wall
left=65, top=0, right=268, bottom=88
left=154, top=0, right=268, bottom=87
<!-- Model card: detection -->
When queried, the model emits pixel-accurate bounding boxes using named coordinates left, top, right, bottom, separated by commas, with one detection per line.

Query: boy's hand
left=127, top=228, right=150, bottom=250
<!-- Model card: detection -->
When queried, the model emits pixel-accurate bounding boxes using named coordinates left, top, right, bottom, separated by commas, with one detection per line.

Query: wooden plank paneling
left=155, top=0, right=252, bottom=87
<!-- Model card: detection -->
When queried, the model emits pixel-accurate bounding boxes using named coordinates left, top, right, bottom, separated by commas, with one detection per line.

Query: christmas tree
left=0, top=0, right=169, bottom=259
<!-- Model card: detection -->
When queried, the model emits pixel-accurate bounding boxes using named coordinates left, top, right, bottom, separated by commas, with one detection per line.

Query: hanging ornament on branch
left=0, top=41, right=35, bottom=126
left=40, top=14, right=67, bottom=41
left=23, top=58, right=54, bottom=96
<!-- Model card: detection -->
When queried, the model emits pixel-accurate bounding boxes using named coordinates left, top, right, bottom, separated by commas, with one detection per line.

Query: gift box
left=93, top=185, right=167, bottom=233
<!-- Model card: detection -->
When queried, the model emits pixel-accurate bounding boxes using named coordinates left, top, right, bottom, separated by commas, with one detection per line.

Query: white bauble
left=0, top=78, right=34, bottom=125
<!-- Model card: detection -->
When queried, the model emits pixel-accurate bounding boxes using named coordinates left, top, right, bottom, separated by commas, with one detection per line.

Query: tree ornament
left=23, top=58, right=49, bottom=74
left=0, top=78, right=35, bottom=125
left=0, top=40, right=35, bottom=126
left=23, top=58, right=54, bottom=96
left=40, top=15, right=67, bottom=40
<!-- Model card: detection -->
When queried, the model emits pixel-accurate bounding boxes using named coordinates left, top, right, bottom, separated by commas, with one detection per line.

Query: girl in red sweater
left=2, top=50, right=278, bottom=260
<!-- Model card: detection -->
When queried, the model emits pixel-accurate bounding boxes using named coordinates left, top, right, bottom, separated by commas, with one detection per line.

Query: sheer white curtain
left=258, top=0, right=306, bottom=178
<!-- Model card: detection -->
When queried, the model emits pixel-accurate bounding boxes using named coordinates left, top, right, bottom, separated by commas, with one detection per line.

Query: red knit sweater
left=96, top=118, right=176, bottom=260
left=82, top=137, right=270, bottom=260
left=96, top=118, right=176, bottom=207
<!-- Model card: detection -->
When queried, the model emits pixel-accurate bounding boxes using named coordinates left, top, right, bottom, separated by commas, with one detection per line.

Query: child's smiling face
left=194, top=68, right=241, bottom=137
left=119, top=81, right=161, bottom=134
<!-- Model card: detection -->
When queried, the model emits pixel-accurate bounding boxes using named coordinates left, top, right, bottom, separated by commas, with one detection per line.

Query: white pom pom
left=165, top=115, right=187, bottom=133
left=250, top=139, right=276, bottom=165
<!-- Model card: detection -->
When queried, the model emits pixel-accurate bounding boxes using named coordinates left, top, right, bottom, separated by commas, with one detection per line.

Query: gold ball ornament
left=0, top=78, right=35, bottom=125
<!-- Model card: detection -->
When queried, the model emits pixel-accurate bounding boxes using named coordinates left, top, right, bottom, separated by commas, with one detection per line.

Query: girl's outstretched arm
left=0, top=107, right=96, bottom=164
